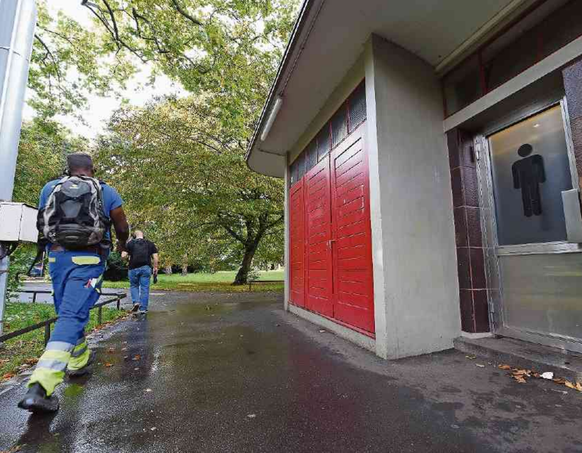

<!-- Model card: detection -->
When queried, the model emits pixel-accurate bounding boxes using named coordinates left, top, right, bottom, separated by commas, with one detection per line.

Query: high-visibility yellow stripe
left=28, top=369, right=65, bottom=396
left=72, top=256, right=101, bottom=265
left=41, top=350, right=71, bottom=363
left=48, top=257, right=56, bottom=263
left=68, top=348, right=90, bottom=371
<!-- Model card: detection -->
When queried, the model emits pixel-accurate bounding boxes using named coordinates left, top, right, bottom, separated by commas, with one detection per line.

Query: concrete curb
left=454, top=336, right=582, bottom=383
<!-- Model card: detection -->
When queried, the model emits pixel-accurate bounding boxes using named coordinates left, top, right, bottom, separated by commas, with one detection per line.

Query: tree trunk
left=181, top=254, right=188, bottom=276
left=164, top=265, right=173, bottom=275
left=233, top=243, right=258, bottom=285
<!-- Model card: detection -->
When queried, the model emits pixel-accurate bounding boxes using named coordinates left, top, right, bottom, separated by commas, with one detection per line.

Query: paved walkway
left=1, top=292, right=582, bottom=452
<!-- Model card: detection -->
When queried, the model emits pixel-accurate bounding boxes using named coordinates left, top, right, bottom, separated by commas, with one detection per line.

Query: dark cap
left=67, top=153, right=94, bottom=171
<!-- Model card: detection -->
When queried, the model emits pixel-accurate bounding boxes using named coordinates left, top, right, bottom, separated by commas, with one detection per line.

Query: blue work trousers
left=129, top=265, right=151, bottom=311
left=48, top=251, right=105, bottom=345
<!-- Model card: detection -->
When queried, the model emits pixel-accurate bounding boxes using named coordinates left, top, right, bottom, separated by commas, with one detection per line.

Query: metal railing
left=0, top=291, right=126, bottom=346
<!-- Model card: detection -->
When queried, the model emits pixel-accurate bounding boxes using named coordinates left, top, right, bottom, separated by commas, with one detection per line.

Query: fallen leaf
left=565, top=380, right=576, bottom=389
left=465, top=355, right=476, bottom=360
left=104, top=363, right=113, bottom=368
left=107, top=348, right=115, bottom=354
left=247, top=414, right=256, bottom=418
left=513, top=376, right=527, bottom=384
left=24, top=358, right=39, bottom=365
left=121, top=348, right=127, bottom=351
left=576, top=382, right=582, bottom=392
left=541, top=372, right=554, bottom=380
left=476, top=364, right=485, bottom=368
left=553, top=378, right=566, bottom=385
left=2, top=373, right=15, bottom=380
left=146, top=388, right=152, bottom=392
left=150, top=427, right=157, bottom=431
left=498, top=364, right=511, bottom=370
left=132, top=355, right=141, bottom=361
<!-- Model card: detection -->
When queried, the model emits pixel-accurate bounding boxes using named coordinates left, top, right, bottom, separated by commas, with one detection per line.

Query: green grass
left=103, top=270, right=285, bottom=293
left=0, top=302, right=126, bottom=380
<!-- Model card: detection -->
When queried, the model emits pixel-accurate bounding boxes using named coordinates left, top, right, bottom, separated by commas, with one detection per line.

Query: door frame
left=475, top=98, right=582, bottom=352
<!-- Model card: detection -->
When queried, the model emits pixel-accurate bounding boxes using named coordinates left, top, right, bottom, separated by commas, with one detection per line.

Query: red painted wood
left=304, top=157, right=334, bottom=316
left=289, top=180, right=305, bottom=307
left=330, top=125, right=375, bottom=333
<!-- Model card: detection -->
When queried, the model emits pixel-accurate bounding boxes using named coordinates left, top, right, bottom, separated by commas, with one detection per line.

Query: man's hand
left=121, top=251, right=129, bottom=260
left=153, top=267, right=158, bottom=275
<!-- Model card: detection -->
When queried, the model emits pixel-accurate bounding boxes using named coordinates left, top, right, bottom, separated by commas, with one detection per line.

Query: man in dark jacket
left=122, top=230, right=158, bottom=314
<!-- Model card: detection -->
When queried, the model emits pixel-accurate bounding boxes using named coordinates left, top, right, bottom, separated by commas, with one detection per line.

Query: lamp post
left=0, top=0, right=37, bottom=335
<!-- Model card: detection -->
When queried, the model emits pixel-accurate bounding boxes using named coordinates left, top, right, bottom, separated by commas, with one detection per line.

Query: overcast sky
left=24, top=0, right=182, bottom=139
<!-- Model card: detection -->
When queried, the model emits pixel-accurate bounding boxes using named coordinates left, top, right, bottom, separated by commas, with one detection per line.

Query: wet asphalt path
left=1, top=292, right=582, bottom=452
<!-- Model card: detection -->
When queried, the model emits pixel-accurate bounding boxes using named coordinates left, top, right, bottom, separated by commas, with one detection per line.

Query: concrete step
left=454, top=336, right=582, bottom=383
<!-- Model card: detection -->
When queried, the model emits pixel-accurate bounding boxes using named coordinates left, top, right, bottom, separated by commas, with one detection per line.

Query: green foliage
left=95, top=94, right=285, bottom=285
left=30, top=1, right=135, bottom=118
left=23, top=0, right=300, bottom=284
left=104, top=251, right=128, bottom=281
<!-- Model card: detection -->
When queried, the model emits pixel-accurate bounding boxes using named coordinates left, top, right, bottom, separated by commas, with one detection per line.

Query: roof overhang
left=247, top=0, right=540, bottom=177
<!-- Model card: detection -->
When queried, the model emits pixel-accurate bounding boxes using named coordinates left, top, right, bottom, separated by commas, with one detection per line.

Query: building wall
left=365, top=35, right=461, bottom=358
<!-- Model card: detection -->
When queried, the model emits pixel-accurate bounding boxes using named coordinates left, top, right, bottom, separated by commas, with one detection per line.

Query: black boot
left=68, top=350, right=96, bottom=378
left=17, top=383, right=59, bottom=413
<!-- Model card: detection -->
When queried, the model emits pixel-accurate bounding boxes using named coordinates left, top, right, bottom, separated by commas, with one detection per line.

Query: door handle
left=562, top=189, right=582, bottom=243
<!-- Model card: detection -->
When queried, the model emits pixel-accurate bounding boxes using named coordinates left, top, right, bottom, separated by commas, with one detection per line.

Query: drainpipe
left=0, top=0, right=37, bottom=336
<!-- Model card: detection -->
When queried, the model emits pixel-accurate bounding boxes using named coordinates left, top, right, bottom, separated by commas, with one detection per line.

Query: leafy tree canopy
left=96, top=95, right=284, bottom=284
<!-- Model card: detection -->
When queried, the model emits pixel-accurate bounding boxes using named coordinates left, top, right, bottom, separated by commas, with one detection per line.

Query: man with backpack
left=122, top=230, right=159, bottom=314
left=18, top=153, right=129, bottom=413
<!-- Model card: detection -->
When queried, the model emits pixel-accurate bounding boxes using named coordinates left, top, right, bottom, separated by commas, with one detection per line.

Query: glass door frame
left=475, top=98, right=582, bottom=352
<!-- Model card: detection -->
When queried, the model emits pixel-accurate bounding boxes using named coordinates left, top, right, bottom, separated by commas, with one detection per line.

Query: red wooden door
left=330, top=125, right=375, bottom=333
left=304, top=157, right=334, bottom=317
left=289, top=180, right=305, bottom=307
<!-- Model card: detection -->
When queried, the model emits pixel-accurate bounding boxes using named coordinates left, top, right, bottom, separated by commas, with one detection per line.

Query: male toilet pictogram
left=512, top=143, right=546, bottom=217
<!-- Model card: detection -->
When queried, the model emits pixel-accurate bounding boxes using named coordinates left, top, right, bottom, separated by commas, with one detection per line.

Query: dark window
left=540, top=1, right=582, bottom=61
left=317, top=125, right=331, bottom=162
left=289, top=82, right=367, bottom=187
left=290, top=159, right=298, bottom=185
left=443, top=54, right=481, bottom=115
left=296, top=152, right=306, bottom=181
left=331, top=104, right=348, bottom=147
left=443, top=0, right=582, bottom=117
left=306, top=139, right=318, bottom=173
left=348, top=83, right=366, bottom=131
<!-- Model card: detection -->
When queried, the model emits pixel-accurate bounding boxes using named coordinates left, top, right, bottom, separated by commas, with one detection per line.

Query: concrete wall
left=366, top=35, right=461, bottom=358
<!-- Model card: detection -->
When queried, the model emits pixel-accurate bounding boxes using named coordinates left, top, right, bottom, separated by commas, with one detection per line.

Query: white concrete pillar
left=365, top=35, right=461, bottom=359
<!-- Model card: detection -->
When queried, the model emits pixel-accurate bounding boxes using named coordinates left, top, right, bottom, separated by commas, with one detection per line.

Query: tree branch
left=170, top=0, right=203, bottom=26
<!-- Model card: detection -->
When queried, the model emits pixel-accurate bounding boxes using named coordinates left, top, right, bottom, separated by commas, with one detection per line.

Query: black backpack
left=37, top=176, right=111, bottom=250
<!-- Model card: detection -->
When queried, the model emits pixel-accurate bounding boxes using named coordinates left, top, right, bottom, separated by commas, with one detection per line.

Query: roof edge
left=245, top=0, right=316, bottom=166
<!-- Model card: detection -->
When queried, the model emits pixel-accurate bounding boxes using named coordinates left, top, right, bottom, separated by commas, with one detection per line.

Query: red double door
left=289, top=125, right=375, bottom=334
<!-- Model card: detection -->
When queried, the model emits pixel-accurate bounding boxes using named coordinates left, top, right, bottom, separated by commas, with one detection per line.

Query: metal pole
left=44, top=322, right=50, bottom=346
left=0, top=0, right=37, bottom=336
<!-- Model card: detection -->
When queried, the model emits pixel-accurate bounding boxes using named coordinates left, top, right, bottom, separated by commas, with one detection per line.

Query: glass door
left=482, top=103, right=582, bottom=352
